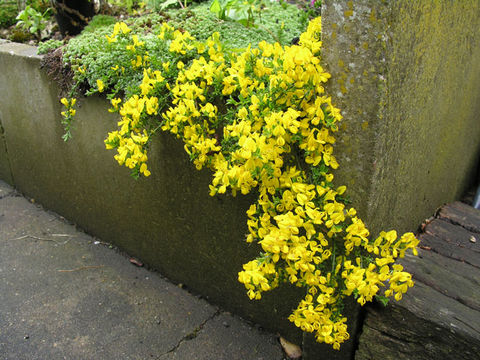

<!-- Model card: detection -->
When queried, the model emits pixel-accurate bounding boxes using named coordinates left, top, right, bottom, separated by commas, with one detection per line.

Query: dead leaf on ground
left=279, top=336, right=302, bottom=359
left=129, top=258, right=143, bottom=267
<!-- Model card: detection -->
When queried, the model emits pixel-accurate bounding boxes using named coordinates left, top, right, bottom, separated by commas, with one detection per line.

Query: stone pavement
left=0, top=180, right=284, bottom=360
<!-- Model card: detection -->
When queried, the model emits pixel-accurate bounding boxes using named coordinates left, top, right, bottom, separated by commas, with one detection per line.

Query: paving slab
left=0, top=180, right=284, bottom=360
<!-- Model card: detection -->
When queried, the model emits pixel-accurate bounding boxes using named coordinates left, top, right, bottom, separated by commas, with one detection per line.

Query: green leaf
left=160, top=0, right=180, bottom=11
left=210, top=0, right=222, bottom=17
left=375, top=295, right=389, bottom=307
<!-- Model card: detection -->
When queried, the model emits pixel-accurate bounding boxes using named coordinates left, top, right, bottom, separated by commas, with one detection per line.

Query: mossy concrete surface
left=322, top=0, right=480, bottom=235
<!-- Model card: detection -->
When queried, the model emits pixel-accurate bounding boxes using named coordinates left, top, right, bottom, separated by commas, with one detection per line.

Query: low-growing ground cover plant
left=50, top=1, right=419, bottom=350
left=15, top=4, right=50, bottom=40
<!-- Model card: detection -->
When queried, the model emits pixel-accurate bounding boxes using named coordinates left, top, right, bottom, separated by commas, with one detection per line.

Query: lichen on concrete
left=321, top=0, right=391, bottom=223
left=369, top=0, right=480, bottom=234
left=322, top=0, right=480, bottom=235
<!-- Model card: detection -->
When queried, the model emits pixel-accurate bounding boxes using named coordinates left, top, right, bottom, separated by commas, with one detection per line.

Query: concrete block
left=0, top=41, right=303, bottom=345
left=322, top=0, right=480, bottom=235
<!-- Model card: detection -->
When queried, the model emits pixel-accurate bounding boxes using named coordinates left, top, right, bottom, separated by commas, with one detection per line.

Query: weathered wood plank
left=356, top=200, right=480, bottom=359
left=424, top=219, right=480, bottom=252
left=401, top=250, right=480, bottom=311
left=356, top=281, right=480, bottom=360
left=418, top=233, right=480, bottom=268
left=418, top=224, right=480, bottom=268
left=438, top=201, right=480, bottom=233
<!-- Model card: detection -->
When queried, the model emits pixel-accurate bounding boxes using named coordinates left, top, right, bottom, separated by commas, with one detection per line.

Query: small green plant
left=59, top=97, right=76, bottom=141
left=37, top=38, right=63, bottom=54
left=24, top=0, right=51, bottom=13
left=149, top=0, right=188, bottom=11
left=307, top=0, right=321, bottom=18
left=105, top=0, right=141, bottom=14
left=82, top=14, right=117, bottom=33
left=210, top=0, right=262, bottom=27
left=15, top=4, right=49, bottom=40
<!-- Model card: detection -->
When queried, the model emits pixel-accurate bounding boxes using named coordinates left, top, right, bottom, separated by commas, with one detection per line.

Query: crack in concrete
left=156, top=309, right=221, bottom=359
left=0, top=184, right=18, bottom=200
left=0, top=191, right=16, bottom=200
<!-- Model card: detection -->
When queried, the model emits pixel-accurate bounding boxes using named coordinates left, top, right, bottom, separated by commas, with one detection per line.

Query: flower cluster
left=60, top=97, right=77, bottom=141
left=60, top=16, right=419, bottom=349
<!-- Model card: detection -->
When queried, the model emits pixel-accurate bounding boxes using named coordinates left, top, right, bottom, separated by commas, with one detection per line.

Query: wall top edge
left=0, top=40, right=42, bottom=60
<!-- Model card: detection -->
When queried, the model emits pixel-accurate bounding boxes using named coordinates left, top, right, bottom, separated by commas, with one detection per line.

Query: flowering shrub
left=59, top=16, right=419, bottom=350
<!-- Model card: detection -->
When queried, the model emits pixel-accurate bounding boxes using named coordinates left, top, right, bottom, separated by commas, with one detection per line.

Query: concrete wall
left=0, top=41, right=308, bottom=347
left=322, top=0, right=480, bottom=235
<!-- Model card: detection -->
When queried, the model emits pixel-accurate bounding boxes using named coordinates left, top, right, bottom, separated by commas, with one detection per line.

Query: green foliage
left=15, top=4, right=49, bottom=39
left=61, top=0, right=307, bottom=101
left=82, top=14, right=117, bottom=33
left=210, top=0, right=261, bottom=27
left=25, top=0, right=50, bottom=13
left=167, top=1, right=307, bottom=47
left=106, top=0, right=143, bottom=14
left=151, top=0, right=187, bottom=11
left=0, top=1, right=18, bottom=28
left=148, top=0, right=177, bottom=10
left=37, top=38, right=63, bottom=54
left=375, top=295, right=389, bottom=307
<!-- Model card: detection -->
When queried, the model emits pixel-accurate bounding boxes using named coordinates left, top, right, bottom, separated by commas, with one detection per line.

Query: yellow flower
left=97, top=79, right=105, bottom=93
left=140, top=163, right=151, bottom=177
left=105, top=34, right=117, bottom=43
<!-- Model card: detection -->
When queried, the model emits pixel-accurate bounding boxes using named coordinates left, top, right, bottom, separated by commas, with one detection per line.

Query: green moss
left=82, top=14, right=118, bottom=33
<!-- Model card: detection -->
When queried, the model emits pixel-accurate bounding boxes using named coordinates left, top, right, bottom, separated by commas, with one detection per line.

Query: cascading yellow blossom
left=73, top=17, right=420, bottom=349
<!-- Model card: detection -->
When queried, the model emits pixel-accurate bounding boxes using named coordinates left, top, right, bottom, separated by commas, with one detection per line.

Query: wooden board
left=438, top=201, right=480, bottom=233
left=356, top=201, right=480, bottom=360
